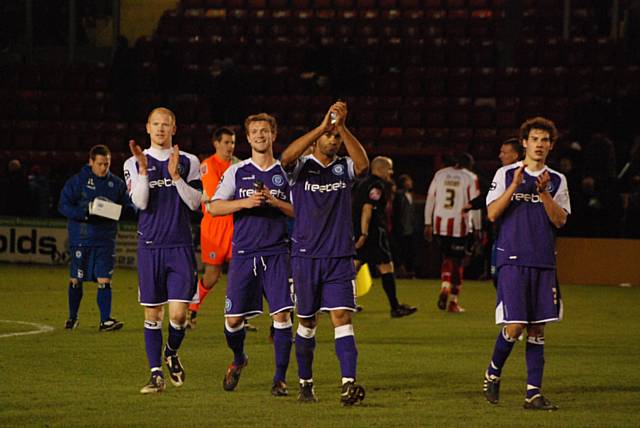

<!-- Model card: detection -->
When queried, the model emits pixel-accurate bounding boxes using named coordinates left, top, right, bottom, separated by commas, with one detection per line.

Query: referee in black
left=352, top=156, right=417, bottom=318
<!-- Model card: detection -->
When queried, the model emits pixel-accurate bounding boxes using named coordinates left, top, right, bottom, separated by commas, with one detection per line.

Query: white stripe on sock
left=334, top=324, right=354, bottom=339
left=225, top=320, right=245, bottom=333
left=297, top=324, right=316, bottom=339
left=273, top=319, right=292, bottom=329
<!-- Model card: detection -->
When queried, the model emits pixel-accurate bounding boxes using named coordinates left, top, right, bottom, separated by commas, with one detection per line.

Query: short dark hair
left=520, top=117, right=558, bottom=144
left=397, top=174, right=412, bottom=188
left=89, top=144, right=111, bottom=160
left=212, top=126, right=235, bottom=142
left=502, top=137, right=524, bottom=158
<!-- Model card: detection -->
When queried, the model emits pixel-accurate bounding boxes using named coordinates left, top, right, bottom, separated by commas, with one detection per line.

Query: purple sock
left=166, top=321, right=186, bottom=356
left=68, top=281, right=83, bottom=319
left=525, top=336, right=545, bottom=398
left=335, top=334, right=358, bottom=379
left=295, top=334, right=316, bottom=380
left=487, top=327, right=517, bottom=378
left=143, top=320, right=163, bottom=370
left=273, top=325, right=293, bottom=383
left=225, top=324, right=246, bottom=366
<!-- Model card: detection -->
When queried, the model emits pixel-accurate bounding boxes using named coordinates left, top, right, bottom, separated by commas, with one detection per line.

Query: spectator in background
left=583, top=133, right=617, bottom=185
left=393, top=174, right=417, bottom=278
left=28, top=164, right=51, bottom=217
left=2, top=159, right=31, bottom=217
left=623, top=174, right=640, bottom=238
left=571, top=176, right=624, bottom=237
left=110, top=35, right=135, bottom=122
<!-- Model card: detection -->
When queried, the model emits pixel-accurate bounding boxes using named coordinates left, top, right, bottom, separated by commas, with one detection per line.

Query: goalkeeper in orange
left=188, top=127, right=255, bottom=330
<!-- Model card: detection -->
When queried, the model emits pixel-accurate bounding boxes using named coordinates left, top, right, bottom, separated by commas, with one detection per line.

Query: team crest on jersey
left=201, top=163, right=208, bottom=176
left=177, top=163, right=185, bottom=177
left=546, top=182, right=555, bottom=193
left=209, top=251, right=217, bottom=261
left=272, top=174, right=284, bottom=187
left=332, top=164, right=345, bottom=176
left=369, top=187, right=382, bottom=201
left=108, top=181, right=114, bottom=188
left=225, top=297, right=232, bottom=312
left=489, top=182, right=497, bottom=191
left=75, top=250, right=82, bottom=258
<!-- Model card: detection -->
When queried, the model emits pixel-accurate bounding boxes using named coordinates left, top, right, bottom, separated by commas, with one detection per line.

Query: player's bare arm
left=206, top=194, right=264, bottom=216
left=355, top=203, right=373, bottom=249
left=335, top=102, right=369, bottom=176
left=487, top=164, right=526, bottom=222
left=280, top=107, right=334, bottom=170
left=128, top=140, right=147, bottom=175
left=261, top=186, right=294, bottom=218
left=536, top=171, right=568, bottom=228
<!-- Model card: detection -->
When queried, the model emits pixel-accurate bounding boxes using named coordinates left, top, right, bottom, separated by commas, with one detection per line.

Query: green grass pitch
left=1, top=264, right=639, bottom=427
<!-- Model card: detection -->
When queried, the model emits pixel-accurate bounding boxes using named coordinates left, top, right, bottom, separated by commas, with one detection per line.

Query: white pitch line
left=0, top=320, right=55, bottom=338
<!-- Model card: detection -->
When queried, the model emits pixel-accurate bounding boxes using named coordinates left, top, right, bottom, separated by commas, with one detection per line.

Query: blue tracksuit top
left=58, top=165, right=131, bottom=247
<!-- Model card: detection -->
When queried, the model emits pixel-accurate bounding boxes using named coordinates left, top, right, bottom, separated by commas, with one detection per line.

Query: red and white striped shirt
left=424, top=166, right=481, bottom=237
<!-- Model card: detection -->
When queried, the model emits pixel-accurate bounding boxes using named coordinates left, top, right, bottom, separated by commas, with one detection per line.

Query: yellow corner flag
left=356, top=263, right=373, bottom=297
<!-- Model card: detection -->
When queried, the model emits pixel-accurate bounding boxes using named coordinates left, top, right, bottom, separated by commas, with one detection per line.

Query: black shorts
left=356, top=228, right=392, bottom=266
left=435, top=235, right=469, bottom=259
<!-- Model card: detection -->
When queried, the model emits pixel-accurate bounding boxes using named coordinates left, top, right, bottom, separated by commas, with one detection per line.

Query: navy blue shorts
left=69, top=245, right=114, bottom=282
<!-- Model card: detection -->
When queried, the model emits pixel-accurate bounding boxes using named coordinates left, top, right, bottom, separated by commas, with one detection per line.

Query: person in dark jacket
left=58, top=144, right=132, bottom=332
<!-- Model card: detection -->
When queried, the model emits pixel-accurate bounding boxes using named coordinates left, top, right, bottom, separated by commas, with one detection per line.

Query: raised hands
left=536, top=170, right=551, bottom=194
left=128, top=140, right=148, bottom=175
left=168, top=145, right=181, bottom=181
left=512, top=163, right=527, bottom=188
left=321, top=101, right=348, bottom=132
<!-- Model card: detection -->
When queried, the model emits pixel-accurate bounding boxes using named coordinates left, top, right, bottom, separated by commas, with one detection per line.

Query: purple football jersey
left=124, top=147, right=200, bottom=248
left=487, top=161, right=571, bottom=269
left=288, top=155, right=356, bottom=258
left=214, top=159, right=290, bottom=257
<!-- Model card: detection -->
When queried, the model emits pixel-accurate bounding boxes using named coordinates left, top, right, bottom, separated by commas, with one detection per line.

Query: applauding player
left=281, top=101, right=369, bottom=405
left=125, top=108, right=202, bottom=394
left=482, top=117, right=570, bottom=410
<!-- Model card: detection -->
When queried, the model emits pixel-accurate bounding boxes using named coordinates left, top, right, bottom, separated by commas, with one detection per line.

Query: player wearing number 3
left=424, top=154, right=481, bottom=313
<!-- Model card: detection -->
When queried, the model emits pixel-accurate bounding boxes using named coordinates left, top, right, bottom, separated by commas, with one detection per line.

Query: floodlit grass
left=1, top=264, right=639, bottom=427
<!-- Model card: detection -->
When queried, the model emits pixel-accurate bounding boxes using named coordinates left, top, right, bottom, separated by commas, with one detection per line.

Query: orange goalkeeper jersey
left=200, top=154, right=234, bottom=264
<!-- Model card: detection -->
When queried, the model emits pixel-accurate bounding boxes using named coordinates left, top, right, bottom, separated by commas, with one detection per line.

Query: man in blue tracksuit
left=58, top=144, right=132, bottom=331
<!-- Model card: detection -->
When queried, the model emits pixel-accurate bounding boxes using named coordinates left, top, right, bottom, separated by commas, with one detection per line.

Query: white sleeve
left=424, top=175, right=437, bottom=226
left=213, top=165, right=237, bottom=201
left=486, top=167, right=507, bottom=207
left=174, top=179, right=202, bottom=211
left=124, top=157, right=149, bottom=210
left=554, top=174, right=572, bottom=214
left=174, top=153, right=202, bottom=211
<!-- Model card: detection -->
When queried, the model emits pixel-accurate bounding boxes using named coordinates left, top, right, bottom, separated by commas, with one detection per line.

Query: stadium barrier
left=557, top=237, right=640, bottom=286
left=2, top=218, right=638, bottom=286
